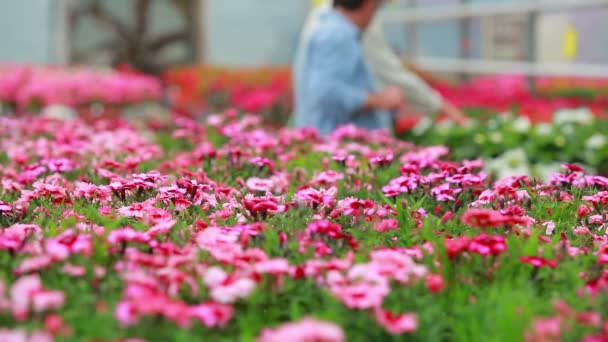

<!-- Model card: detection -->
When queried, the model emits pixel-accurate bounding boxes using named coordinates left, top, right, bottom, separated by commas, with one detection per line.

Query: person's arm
left=361, top=17, right=443, bottom=115
left=308, top=32, right=400, bottom=118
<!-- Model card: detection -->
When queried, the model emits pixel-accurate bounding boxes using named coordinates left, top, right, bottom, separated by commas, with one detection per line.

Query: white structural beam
left=381, top=0, right=608, bottom=23
left=407, top=57, right=608, bottom=78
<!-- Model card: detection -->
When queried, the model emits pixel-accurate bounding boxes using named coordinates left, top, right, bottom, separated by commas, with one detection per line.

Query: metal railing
left=379, top=0, right=608, bottom=77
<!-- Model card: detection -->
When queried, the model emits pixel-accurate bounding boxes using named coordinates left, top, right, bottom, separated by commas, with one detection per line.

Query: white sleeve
left=362, top=18, right=443, bottom=115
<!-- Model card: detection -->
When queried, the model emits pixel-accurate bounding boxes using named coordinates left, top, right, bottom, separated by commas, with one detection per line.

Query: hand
left=442, top=102, right=468, bottom=125
left=364, top=86, right=405, bottom=113
left=379, top=86, right=405, bottom=111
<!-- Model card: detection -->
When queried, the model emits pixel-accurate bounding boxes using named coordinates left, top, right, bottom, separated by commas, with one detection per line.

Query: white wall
left=0, top=0, right=606, bottom=67
left=205, top=0, right=309, bottom=66
left=0, top=0, right=55, bottom=64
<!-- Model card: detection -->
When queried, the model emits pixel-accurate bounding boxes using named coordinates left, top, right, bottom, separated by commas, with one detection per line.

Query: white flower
left=562, top=124, right=574, bottom=136
left=484, top=148, right=531, bottom=180
left=553, top=107, right=594, bottom=126
left=535, top=123, right=552, bottom=136
left=41, top=105, right=76, bottom=121
left=489, top=132, right=503, bottom=144
left=436, top=120, right=454, bottom=136
left=586, top=134, right=607, bottom=150
left=462, top=118, right=478, bottom=129
left=512, top=117, right=531, bottom=133
left=532, top=163, right=562, bottom=181
left=487, top=119, right=499, bottom=130
left=412, top=117, right=432, bottom=136
left=473, top=134, right=486, bottom=144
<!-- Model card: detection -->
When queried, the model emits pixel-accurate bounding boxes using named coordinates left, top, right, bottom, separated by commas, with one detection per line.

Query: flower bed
left=1, top=112, right=608, bottom=341
left=163, top=66, right=292, bottom=124
left=399, top=107, right=608, bottom=178
left=163, top=66, right=608, bottom=124
left=0, top=65, right=163, bottom=120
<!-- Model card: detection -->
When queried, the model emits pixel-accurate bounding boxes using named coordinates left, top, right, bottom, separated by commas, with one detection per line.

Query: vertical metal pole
left=528, top=4, right=538, bottom=92
left=460, top=0, right=471, bottom=82
left=195, top=0, right=207, bottom=63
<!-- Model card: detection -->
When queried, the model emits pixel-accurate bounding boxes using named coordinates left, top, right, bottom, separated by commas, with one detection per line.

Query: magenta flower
left=10, top=275, right=65, bottom=321
left=203, top=267, right=256, bottom=304
left=257, top=317, right=345, bottom=342
left=520, top=256, right=558, bottom=268
left=374, top=307, right=418, bottom=335
left=467, top=234, right=507, bottom=256
left=295, top=187, right=338, bottom=210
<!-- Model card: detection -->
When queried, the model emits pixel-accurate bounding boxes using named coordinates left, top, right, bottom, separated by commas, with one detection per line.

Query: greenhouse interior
left=2, top=0, right=608, bottom=341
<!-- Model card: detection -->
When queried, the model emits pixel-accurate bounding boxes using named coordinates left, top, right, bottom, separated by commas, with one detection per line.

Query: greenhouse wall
left=0, top=0, right=607, bottom=67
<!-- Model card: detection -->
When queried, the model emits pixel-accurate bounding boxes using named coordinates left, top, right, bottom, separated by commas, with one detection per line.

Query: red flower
left=520, top=256, right=558, bottom=268
left=444, top=236, right=471, bottom=259
left=441, top=211, right=455, bottom=223
left=578, top=205, right=592, bottom=218
left=468, top=234, right=507, bottom=256
left=426, top=274, right=444, bottom=293
left=562, top=163, right=585, bottom=173
left=374, top=307, right=418, bottom=335
left=462, top=208, right=530, bottom=228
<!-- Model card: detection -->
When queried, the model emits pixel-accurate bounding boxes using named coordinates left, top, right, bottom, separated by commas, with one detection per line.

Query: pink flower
left=107, top=227, right=151, bottom=245
left=525, top=316, right=561, bottom=342
left=543, top=221, right=556, bottom=235
left=520, top=256, right=558, bottom=269
left=369, top=249, right=427, bottom=284
left=0, top=329, right=53, bottom=342
left=189, top=302, right=234, bottom=328
left=327, top=264, right=390, bottom=309
left=13, top=255, right=55, bottom=275
left=242, top=194, right=287, bottom=217
left=576, top=311, right=602, bottom=327
left=246, top=178, right=275, bottom=193
left=578, top=204, right=593, bottom=218
left=426, top=274, right=444, bottom=293
left=146, top=219, right=176, bottom=238
left=254, top=258, right=292, bottom=275
left=589, top=215, right=604, bottom=225
left=467, top=234, right=507, bottom=256
left=374, top=308, right=418, bottom=335
left=61, top=263, right=87, bottom=277
left=10, top=275, right=65, bottom=321
left=444, top=236, right=471, bottom=259
left=295, top=187, right=338, bottom=209
left=369, top=154, right=394, bottom=167
left=373, top=219, right=399, bottom=233
left=257, top=317, right=345, bottom=342
left=562, top=163, right=585, bottom=173
left=311, top=171, right=344, bottom=187
left=203, top=267, right=256, bottom=304
left=431, top=183, right=462, bottom=202
left=462, top=208, right=530, bottom=228
left=32, top=290, right=65, bottom=314
left=99, top=205, right=113, bottom=216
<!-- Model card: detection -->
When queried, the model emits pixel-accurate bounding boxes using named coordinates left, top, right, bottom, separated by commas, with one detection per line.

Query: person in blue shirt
left=293, top=0, right=405, bottom=137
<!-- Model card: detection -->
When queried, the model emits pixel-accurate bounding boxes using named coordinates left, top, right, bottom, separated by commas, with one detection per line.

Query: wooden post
left=193, top=0, right=207, bottom=63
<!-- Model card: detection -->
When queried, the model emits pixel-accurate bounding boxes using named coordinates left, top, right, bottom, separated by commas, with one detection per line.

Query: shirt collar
left=324, top=9, right=363, bottom=40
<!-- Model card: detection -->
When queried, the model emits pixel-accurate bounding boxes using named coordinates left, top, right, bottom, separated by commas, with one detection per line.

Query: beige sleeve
left=362, top=18, right=443, bottom=115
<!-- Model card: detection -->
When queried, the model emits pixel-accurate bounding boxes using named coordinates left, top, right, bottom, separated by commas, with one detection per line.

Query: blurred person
left=293, top=0, right=406, bottom=137
left=297, top=0, right=468, bottom=134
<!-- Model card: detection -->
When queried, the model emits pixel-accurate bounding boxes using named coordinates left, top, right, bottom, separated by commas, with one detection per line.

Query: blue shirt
left=293, top=9, right=393, bottom=137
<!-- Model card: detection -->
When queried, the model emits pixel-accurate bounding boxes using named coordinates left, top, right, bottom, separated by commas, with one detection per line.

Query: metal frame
left=379, top=0, right=608, bottom=77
